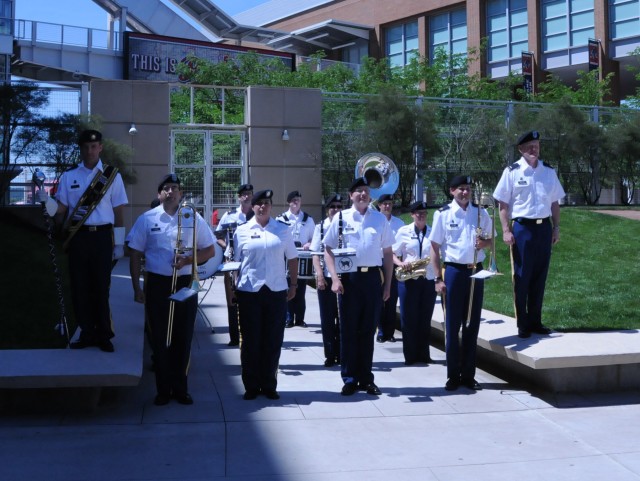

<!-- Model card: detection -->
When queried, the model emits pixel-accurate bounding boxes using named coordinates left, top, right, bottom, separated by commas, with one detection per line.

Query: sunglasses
left=328, top=204, right=342, bottom=209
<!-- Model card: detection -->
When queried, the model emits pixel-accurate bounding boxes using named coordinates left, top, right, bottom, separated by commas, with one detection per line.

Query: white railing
left=14, top=19, right=121, bottom=51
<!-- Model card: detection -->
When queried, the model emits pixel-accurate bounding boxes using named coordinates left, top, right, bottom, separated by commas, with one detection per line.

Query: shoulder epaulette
left=541, top=160, right=554, bottom=169
left=276, top=218, right=289, bottom=225
left=438, top=204, right=451, bottom=212
left=302, top=212, right=309, bottom=223
left=508, top=162, right=520, bottom=171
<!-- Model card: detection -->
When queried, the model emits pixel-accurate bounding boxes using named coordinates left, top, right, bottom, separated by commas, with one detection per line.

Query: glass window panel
left=388, top=54, right=404, bottom=68
left=511, top=25, right=528, bottom=42
left=388, top=40, right=403, bottom=55
left=611, top=2, right=639, bottom=21
left=407, top=49, right=419, bottom=63
left=571, top=27, right=594, bottom=45
left=511, top=0, right=528, bottom=10
left=406, top=37, right=419, bottom=51
left=490, top=44, right=509, bottom=60
left=387, top=25, right=402, bottom=42
left=406, top=21, right=419, bottom=37
left=571, top=0, right=593, bottom=11
left=452, top=24, right=468, bottom=39
left=491, top=30, right=508, bottom=45
left=543, top=0, right=568, bottom=19
left=545, top=32, right=568, bottom=50
left=571, top=11, right=594, bottom=29
left=612, top=18, right=640, bottom=38
left=430, top=14, right=448, bottom=30
left=511, top=10, right=529, bottom=25
left=487, top=0, right=507, bottom=16
left=489, top=15, right=508, bottom=31
left=432, top=29, right=450, bottom=44
left=452, top=38, right=468, bottom=54
left=452, top=9, right=467, bottom=25
left=546, top=17, right=568, bottom=34
left=511, top=40, right=529, bottom=56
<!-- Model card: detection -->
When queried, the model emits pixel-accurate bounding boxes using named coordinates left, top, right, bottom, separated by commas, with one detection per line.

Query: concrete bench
left=0, top=261, right=145, bottom=409
left=430, top=299, right=640, bottom=393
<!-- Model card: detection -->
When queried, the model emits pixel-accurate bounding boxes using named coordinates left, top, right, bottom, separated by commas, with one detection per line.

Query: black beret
left=348, top=177, right=368, bottom=193
left=449, top=175, right=473, bottom=188
left=237, top=183, right=253, bottom=195
left=78, top=129, right=102, bottom=144
left=410, top=201, right=428, bottom=212
left=324, top=193, right=343, bottom=208
left=517, top=130, right=541, bottom=145
left=287, top=190, right=302, bottom=202
left=378, top=194, right=394, bottom=203
left=158, top=173, right=181, bottom=193
left=251, top=189, right=273, bottom=205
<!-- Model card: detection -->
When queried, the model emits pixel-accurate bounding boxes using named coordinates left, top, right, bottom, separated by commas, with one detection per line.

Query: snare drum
left=296, top=250, right=316, bottom=280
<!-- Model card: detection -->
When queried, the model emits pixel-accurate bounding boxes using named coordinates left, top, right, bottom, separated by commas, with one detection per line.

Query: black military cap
left=410, top=201, right=428, bottom=212
left=158, top=173, right=181, bottom=193
left=324, top=193, right=343, bottom=208
left=348, top=177, right=369, bottom=193
left=78, top=129, right=102, bottom=145
left=517, top=130, right=541, bottom=145
left=449, top=175, right=473, bottom=189
left=287, top=190, right=302, bottom=202
left=251, top=189, right=274, bottom=205
left=237, top=183, right=254, bottom=195
left=378, top=194, right=394, bottom=203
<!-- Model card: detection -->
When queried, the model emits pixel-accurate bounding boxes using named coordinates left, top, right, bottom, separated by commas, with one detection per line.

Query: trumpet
left=167, top=201, right=201, bottom=347
left=395, top=257, right=431, bottom=282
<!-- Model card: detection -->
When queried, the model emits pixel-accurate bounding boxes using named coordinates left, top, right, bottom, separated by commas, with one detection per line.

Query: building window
left=487, top=0, right=529, bottom=61
left=385, top=21, right=419, bottom=68
left=0, top=0, right=13, bottom=35
left=542, top=0, right=594, bottom=52
left=609, top=0, right=640, bottom=40
left=429, top=8, right=467, bottom=62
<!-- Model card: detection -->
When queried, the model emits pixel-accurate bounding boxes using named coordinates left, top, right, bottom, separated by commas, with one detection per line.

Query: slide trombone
left=167, top=201, right=201, bottom=347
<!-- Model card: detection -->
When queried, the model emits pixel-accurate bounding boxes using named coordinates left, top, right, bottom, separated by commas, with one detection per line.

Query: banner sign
left=588, top=39, right=600, bottom=72
left=125, top=32, right=295, bottom=82
left=522, top=51, right=534, bottom=94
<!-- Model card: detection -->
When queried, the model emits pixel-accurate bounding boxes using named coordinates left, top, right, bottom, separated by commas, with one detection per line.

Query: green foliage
left=532, top=70, right=614, bottom=106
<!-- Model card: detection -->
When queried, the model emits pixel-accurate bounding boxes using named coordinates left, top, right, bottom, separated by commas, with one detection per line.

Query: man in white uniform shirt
left=323, top=177, right=394, bottom=396
left=277, top=190, right=315, bottom=328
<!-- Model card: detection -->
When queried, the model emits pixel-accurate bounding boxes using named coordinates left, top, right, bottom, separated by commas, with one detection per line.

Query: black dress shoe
left=263, top=389, right=280, bottom=400
left=376, top=337, right=385, bottom=343
left=98, top=340, right=114, bottom=352
left=532, top=325, right=552, bottom=335
left=518, top=329, right=531, bottom=339
left=295, top=321, right=307, bottom=327
left=154, top=393, right=171, bottom=406
left=385, top=336, right=397, bottom=343
left=461, top=379, right=482, bottom=390
left=404, top=360, right=416, bottom=366
left=341, top=382, right=358, bottom=396
left=243, top=389, right=260, bottom=400
left=445, top=378, right=460, bottom=391
left=364, top=383, right=382, bottom=395
left=69, top=339, right=93, bottom=349
left=227, top=340, right=240, bottom=347
left=324, top=358, right=336, bottom=367
left=285, top=321, right=295, bottom=328
left=173, top=392, right=194, bottom=405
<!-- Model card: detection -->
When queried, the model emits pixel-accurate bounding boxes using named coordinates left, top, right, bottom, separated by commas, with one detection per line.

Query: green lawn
left=414, top=206, right=640, bottom=331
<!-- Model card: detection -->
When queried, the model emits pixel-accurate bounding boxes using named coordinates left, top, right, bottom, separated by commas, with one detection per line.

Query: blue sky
left=15, top=0, right=266, bottom=28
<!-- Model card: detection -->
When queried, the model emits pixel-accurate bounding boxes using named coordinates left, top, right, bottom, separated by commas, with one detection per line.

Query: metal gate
left=170, top=129, right=246, bottom=225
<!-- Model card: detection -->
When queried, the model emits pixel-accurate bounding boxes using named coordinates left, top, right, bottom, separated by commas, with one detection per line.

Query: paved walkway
left=2, top=261, right=640, bottom=481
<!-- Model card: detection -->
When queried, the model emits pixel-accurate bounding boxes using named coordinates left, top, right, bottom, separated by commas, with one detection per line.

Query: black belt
left=513, top=217, right=550, bottom=225
left=356, top=266, right=380, bottom=272
left=444, top=262, right=482, bottom=270
left=79, top=224, right=113, bottom=232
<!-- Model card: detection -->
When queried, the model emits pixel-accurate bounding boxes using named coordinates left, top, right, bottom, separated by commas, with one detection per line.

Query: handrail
left=13, top=18, right=122, bottom=52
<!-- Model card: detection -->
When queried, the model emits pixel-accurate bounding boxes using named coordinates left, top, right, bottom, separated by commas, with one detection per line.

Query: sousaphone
left=354, top=153, right=399, bottom=200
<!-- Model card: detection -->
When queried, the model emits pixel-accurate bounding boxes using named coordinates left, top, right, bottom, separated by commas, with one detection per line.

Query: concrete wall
left=90, top=81, right=324, bottom=230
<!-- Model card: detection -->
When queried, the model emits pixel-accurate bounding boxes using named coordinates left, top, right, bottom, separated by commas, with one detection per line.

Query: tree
left=607, top=110, right=640, bottom=204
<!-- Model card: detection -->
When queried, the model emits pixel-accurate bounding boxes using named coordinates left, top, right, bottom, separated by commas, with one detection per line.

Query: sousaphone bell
left=354, top=153, right=399, bottom=200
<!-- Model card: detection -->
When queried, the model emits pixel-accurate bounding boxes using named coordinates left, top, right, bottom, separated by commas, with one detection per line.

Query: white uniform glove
left=112, top=227, right=126, bottom=261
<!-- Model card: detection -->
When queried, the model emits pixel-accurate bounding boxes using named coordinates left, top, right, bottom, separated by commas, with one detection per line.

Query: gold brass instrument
left=479, top=193, right=503, bottom=277
left=354, top=153, right=399, bottom=200
left=464, top=200, right=483, bottom=329
left=167, top=201, right=201, bottom=347
left=395, top=257, right=431, bottom=282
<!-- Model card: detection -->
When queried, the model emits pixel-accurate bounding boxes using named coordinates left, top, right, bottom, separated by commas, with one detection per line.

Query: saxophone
left=395, top=257, right=431, bottom=282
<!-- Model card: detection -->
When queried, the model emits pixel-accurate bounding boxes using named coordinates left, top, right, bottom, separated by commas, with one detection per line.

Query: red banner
left=522, top=52, right=534, bottom=94
left=588, top=39, right=600, bottom=72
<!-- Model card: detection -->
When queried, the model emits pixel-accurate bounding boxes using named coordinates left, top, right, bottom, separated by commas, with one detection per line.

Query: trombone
left=167, top=201, right=201, bottom=347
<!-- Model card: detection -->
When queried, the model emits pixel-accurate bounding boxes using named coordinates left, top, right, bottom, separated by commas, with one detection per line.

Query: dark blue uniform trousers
left=317, top=277, right=340, bottom=362
left=287, top=278, right=307, bottom=323
left=146, top=273, right=197, bottom=397
left=398, top=277, right=437, bottom=364
left=237, top=286, right=287, bottom=392
left=68, top=227, right=114, bottom=344
left=443, top=264, right=484, bottom=382
left=378, top=275, right=398, bottom=339
left=338, top=269, right=383, bottom=386
left=511, top=220, right=552, bottom=331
